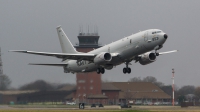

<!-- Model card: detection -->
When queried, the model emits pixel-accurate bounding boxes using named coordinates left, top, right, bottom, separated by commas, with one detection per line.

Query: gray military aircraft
left=10, top=26, right=177, bottom=74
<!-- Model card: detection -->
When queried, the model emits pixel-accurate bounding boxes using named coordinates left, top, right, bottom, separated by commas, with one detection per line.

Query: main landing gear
left=123, top=67, right=131, bottom=74
left=96, top=68, right=105, bottom=74
left=123, top=62, right=131, bottom=74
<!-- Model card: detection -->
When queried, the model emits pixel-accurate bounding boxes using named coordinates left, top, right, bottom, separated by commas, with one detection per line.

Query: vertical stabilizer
left=56, top=26, right=77, bottom=53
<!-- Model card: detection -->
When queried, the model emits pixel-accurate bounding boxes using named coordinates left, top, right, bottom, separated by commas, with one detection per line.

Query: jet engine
left=139, top=52, right=156, bottom=65
left=94, top=52, right=112, bottom=64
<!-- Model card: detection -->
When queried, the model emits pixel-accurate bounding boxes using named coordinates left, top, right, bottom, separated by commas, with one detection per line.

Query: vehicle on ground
left=154, top=102, right=161, bottom=105
left=121, top=104, right=132, bottom=108
left=91, top=104, right=96, bottom=108
left=135, top=101, right=142, bottom=105
left=66, top=102, right=76, bottom=105
left=98, top=104, right=104, bottom=107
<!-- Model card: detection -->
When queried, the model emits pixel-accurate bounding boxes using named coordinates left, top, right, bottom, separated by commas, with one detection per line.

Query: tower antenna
left=0, top=47, right=3, bottom=75
left=88, top=25, right=89, bottom=33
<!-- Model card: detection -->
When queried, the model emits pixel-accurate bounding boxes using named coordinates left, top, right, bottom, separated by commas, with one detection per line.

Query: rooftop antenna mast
left=0, top=47, right=3, bottom=75
left=88, top=25, right=89, bottom=33
left=79, top=25, right=81, bottom=33
left=97, top=26, right=98, bottom=35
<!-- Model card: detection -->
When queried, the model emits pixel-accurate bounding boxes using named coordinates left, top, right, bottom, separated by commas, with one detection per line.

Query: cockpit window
left=152, top=31, right=161, bottom=34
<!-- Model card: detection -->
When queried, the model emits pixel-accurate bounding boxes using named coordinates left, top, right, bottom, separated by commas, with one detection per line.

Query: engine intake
left=139, top=52, right=156, bottom=65
left=94, top=52, right=112, bottom=64
left=104, top=53, right=112, bottom=61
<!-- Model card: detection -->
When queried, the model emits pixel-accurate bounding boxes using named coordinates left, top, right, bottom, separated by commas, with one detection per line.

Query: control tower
left=74, top=28, right=102, bottom=102
left=75, top=28, right=101, bottom=50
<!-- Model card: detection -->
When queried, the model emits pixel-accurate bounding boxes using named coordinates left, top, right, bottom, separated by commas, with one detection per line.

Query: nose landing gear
left=155, top=51, right=159, bottom=56
left=154, top=45, right=163, bottom=56
left=123, top=67, right=131, bottom=74
left=123, top=62, right=131, bottom=74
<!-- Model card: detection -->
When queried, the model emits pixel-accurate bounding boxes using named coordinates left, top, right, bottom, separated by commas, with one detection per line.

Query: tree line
left=1, top=74, right=200, bottom=102
left=128, top=76, right=200, bottom=102
left=0, top=75, right=75, bottom=91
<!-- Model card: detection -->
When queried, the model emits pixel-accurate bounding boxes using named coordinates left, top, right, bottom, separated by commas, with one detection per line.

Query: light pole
left=83, top=94, right=86, bottom=103
left=78, top=95, right=80, bottom=104
left=172, top=69, right=175, bottom=106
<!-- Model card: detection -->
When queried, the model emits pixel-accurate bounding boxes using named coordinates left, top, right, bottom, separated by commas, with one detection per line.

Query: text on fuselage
left=152, top=37, right=159, bottom=41
left=77, top=60, right=87, bottom=66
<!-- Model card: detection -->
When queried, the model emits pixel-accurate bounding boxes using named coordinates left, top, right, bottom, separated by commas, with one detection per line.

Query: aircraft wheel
left=156, top=53, right=159, bottom=56
left=101, top=68, right=105, bottom=74
left=123, top=68, right=127, bottom=74
left=96, top=68, right=101, bottom=74
left=127, top=68, right=131, bottom=74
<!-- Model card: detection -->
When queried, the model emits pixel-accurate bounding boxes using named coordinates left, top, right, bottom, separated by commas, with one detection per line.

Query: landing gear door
left=144, top=31, right=148, bottom=42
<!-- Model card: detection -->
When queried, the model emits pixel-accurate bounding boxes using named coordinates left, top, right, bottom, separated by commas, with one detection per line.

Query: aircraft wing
left=29, top=63, right=68, bottom=66
left=9, top=50, right=96, bottom=61
left=135, top=50, right=178, bottom=63
left=159, top=50, right=178, bottom=55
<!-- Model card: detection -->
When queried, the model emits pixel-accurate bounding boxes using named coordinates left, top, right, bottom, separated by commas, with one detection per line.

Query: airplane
left=10, top=26, right=177, bottom=74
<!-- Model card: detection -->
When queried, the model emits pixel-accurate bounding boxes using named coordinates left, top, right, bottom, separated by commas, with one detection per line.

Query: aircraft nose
left=164, top=34, right=168, bottom=39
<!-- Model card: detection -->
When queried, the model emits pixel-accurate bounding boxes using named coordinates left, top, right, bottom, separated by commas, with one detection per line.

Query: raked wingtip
left=56, top=25, right=61, bottom=29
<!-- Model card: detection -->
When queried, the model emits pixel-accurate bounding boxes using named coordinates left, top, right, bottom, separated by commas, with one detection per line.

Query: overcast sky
left=0, top=0, right=200, bottom=88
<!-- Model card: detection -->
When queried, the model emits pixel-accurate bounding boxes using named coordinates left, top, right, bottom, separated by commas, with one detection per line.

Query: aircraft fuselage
left=65, top=29, right=167, bottom=73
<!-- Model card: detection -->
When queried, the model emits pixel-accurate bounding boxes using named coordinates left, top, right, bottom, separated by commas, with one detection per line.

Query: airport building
left=62, top=82, right=171, bottom=104
left=0, top=82, right=171, bottom=104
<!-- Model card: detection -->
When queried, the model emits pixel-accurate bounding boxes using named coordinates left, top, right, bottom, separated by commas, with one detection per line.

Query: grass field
left=9, top=104, right=78, bottom=108
left=1, top=105, right=200, bottom=112
left=0, top=110, right=149, bottom=112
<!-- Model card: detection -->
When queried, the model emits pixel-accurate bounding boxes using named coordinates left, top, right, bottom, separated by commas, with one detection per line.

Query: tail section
left=56, top=26, right=77, bottom=53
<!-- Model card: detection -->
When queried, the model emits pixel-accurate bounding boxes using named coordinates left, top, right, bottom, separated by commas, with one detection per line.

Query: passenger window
left=152, top=31, right=161, bottom=34
left=157, top=31, right=161, bottom=33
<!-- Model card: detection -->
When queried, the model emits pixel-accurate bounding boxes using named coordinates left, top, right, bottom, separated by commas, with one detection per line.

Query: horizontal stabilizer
left=29, top=63, right=68, bottom=66
left=159, top=50, right=178, bottom=55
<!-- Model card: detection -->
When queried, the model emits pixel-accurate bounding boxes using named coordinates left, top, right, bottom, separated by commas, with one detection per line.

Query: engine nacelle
left=139, top=52, right=156, bottom=65
left=104, top=64, right=113, bottom=70
left=94, top=52, right=112, bottom=64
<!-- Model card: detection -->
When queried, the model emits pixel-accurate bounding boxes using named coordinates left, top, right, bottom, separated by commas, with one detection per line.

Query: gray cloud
left=0, top=0, right=200, bottom=88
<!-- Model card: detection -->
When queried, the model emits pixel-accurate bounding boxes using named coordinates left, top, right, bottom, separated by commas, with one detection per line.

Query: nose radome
left=164, top=34, right=168, bottom=39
